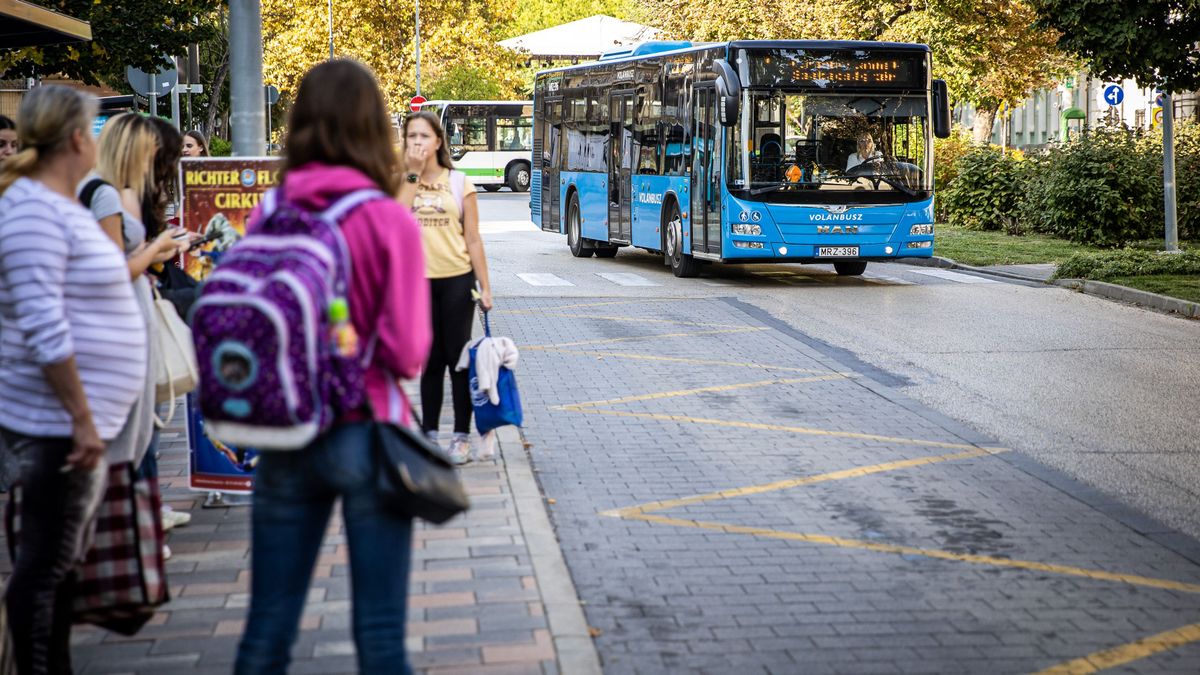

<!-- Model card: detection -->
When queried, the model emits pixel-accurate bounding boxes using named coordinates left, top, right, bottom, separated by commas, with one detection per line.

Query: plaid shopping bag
left=5, top=461, right=170, bottom=636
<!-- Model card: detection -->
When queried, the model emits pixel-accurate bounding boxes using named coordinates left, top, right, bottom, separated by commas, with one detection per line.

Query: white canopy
left=498, top=15, right=661, bottom=61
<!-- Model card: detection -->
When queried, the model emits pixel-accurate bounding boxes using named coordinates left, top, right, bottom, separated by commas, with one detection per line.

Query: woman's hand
left=66, top=415, right=105, bottom=472
left=478, top=287, right=493, bottom=312
left=151, top=228, right=188, bottom=263
left=404, top=142, right=429, bottom=175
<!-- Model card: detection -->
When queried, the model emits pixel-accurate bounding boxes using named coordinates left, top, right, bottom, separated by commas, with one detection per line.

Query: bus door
left=690, top=85, right=721, bottom=255
left=541, top=100, right=562, bottom=232
left=608, top=91, right=634, bottom=243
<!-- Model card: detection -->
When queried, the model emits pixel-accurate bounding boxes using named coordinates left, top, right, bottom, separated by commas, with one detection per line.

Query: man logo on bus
left=817, top=225, right=860, bottom=234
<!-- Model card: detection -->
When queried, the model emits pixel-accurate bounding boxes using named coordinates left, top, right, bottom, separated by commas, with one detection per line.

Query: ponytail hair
left=0, top=86, right=96, bottom=197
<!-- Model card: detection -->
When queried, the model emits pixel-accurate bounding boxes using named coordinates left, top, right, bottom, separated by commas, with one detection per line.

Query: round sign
left=1155, top=93, right=1165, bottom=107
left=1102, top=84, right=1124, bottom=106
left=1153, top=108, right=1164, bottom=125
left=409, top=95, right=427, bottom=113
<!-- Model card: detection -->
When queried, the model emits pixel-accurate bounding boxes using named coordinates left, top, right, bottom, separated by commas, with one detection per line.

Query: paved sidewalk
left=2, top=418, right=595, bottom=674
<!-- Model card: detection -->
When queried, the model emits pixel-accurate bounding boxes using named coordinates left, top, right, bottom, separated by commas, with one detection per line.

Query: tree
left=637, top=0, right=1073, bottom=142
left=0, top=0, right=220, bottom=88
left=1030, top=0, right=1200, bottom=93
left=261, top=0, right=525, bottom=112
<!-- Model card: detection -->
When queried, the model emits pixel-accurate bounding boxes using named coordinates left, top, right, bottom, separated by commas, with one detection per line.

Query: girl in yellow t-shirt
left=398, top=111, right=493, bottom=464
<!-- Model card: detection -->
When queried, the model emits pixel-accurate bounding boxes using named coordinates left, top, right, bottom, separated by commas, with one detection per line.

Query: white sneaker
left=161, top=506, right=191, bottom=531
left=447, top=435, right=471, bottom=465
left=162, top=544, right=172, bottom=561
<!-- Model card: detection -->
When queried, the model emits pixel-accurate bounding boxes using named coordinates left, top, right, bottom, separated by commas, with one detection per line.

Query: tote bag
left=468, top=312, right=523, bottom=435
left=152, top=285, right=198, bottom=426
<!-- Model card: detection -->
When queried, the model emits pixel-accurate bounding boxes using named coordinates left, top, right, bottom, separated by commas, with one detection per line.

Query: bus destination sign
left=749, top=50, right=923, bottom=89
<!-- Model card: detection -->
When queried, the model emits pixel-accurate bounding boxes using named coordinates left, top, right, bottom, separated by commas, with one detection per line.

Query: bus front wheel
left=507, top=163, right=531, bottom=192
left=665, top=205, right=700, bottom=278
left=567, top=195, right=593, bottom=258
left=834, top=261, right=867, bottom=276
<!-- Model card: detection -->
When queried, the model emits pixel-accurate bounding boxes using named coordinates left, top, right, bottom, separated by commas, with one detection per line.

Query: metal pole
left=1163, top=92, right=1178, bottom=252
left=266, top=91, right=273, bottom=154
left=229, top=0, right=266, bottom=156
left=328, top=0, right=334, bottom=59
left=150, top=73, right=158, bottom=117
left=414, top=0, right=421, bottom=96
left=171, top=84, right=181, bottom=130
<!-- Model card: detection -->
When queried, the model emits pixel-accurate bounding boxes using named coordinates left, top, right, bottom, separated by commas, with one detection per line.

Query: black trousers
left=2, top=427, right=105, bottom=675
left=420, top=272, right=476, bottom=435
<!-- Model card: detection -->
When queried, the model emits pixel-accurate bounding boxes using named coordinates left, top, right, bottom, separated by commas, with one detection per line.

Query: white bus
left=416, top=100, right=533, bottom=192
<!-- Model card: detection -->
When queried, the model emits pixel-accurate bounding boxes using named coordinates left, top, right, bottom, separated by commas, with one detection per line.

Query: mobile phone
left=188, top=230, right=222, bottom=252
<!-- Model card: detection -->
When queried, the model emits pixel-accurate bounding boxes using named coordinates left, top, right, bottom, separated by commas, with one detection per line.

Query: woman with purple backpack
left=232, top=59, right=431, bottom=675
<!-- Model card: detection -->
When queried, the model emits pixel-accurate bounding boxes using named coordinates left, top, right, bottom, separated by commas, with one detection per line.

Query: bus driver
left=846, top=132, right=883, bottom=171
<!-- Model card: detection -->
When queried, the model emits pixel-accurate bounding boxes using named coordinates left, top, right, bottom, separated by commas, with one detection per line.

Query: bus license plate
left=818, top=246, right=859, bottom=257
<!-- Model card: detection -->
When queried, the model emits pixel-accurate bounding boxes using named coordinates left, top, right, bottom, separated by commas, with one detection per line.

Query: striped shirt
left=0, top=177, right=147, bottom=440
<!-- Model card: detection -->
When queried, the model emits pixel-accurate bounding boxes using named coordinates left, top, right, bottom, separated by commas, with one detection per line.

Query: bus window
left=449, top=117, right=488, bottom=156
left=496, top=117, right=532, bottom=152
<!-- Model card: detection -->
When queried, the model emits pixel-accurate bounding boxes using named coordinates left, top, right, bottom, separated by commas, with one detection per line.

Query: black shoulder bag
left=375, top=405, right=470, bottom=525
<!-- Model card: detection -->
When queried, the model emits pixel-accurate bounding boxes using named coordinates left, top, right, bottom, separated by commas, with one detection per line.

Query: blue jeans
left=234, top=423, right=414, bottom=675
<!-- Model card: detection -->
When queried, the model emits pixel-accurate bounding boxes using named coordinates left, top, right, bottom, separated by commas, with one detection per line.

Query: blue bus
left=530, top=40, right=951, bottom=277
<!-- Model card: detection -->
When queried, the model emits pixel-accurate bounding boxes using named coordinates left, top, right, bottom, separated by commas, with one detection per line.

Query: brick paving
left=498, top=296, right=1200, bottom=675
left=2, top=413, right=574, bottom=673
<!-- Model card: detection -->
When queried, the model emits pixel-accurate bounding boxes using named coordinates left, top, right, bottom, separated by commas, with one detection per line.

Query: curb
left=497, top=425, right=603, bottom=675
left=907, top=256, right=1200, bottom=319
left=1053, top=278, right=1200, bottom=319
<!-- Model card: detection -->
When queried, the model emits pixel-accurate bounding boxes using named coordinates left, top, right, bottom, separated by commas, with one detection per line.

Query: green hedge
left=941, top=146, right=1025, bottom=232
left=938, top=121, right=1198, bottom=247
left=1053, top=248, right=1200, bottom=280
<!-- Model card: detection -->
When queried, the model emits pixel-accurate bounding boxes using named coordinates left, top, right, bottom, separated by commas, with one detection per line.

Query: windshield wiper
left=749, top=183, right=790, bottom=196
left=871, top=174, right=920, bottom=197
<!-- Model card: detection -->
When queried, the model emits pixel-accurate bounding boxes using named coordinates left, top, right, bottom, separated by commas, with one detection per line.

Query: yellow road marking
left=571, top=408, right=980, bottom=450
left=531, top=348, right=842, bottom=375
left=524, top=326, right=768, bottom=350
left=628, top=514, right=1200, bottom=595
left=601, top=448, right=1004, bottom=518
left=509, top=312, right=748, bottom=329
left=1034, top=622, right=1200, bottom=674
left=558, top=376, right=845, bottom=411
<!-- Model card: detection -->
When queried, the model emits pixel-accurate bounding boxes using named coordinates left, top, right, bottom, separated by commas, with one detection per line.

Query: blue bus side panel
left=631, top=175, right=689, bottom=250
left=560, top=171, right=609, bottom=242
left=531, top=169, right=542, bottom=222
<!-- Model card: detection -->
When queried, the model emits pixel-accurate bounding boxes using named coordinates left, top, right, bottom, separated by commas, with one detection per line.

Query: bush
left=933, top=128, right=974, bottom=222
left=941, top=145, right=1026, bottom=232
left=1053, top=248, right=1200, bottom=280
left=209, top=136, right=232, bottom=157
left=1020, top=127, right=1161, bottom=246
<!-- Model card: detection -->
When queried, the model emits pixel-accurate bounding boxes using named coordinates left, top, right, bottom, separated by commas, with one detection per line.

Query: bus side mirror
left=713, top=59, right=741, bottom=128
left=932, top=79, right=951, bottom=139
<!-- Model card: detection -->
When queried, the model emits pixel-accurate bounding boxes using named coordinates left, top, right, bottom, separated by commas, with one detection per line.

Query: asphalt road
left=476, top=191, right=1200, bottom=542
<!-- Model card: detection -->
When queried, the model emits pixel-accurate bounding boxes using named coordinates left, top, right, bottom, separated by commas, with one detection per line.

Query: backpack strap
left=320, top=188, right=387, bottom=225
left=260, top=187, right=279, bottom=219
left=79, top=177, right=109, bottom=209
left=449, top=170, right=465, bottom=215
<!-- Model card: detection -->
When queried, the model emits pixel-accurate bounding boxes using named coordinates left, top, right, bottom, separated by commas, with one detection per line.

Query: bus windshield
left=728, top=91, right=932, bottom=199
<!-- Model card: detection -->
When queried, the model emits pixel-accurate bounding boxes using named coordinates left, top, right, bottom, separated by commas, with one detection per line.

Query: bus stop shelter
left=1, top=0, right=90, bottom=48
left=498, top=15, right=660, bottom=63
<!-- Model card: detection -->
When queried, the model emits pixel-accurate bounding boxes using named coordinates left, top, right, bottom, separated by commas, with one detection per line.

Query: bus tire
left=507, top=162, right=531, bottom=192
left=594, top=247, right=618, bottom=258
left=480, top=184, right=501, bottom=192
left=834, top=261, right=867, bottom=276
left=665, top=203, right=700, bottom=278
left=567, top=194, right=593, bottom=258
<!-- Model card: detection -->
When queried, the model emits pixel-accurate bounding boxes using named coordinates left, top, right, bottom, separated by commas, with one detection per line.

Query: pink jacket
left=275, top=163, right=431, bottom=425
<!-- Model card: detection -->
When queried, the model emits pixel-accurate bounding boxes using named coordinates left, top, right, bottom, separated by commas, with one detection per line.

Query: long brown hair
left=0, top=86, right=96, bottom=197
left=283, top=60, right=398, bottom=194
left=402, top=111, right=454, bottom=171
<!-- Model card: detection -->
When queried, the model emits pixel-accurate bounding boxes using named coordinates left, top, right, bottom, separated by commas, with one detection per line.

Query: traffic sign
left=1153, top=108, right=1164, bottom=126
left=126, top=63, right=178, bottom=97
left=1155, top=93, right=1165, bottom=107
left=1103, top=84, right=1124, bottom=106
left=409, top=95, right=427, bottom=112
left=265, top=85, right=280, bottom=107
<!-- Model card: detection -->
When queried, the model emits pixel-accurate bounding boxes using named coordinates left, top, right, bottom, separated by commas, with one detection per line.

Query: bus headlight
left=909, top=223, right=934, bottom=236
left=906, top=240, right=932, bottom=249
left=732, top=222, right=762, bottom=235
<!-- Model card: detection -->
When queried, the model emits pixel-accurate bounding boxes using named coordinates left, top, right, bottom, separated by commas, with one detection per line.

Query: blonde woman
left=79, top=114, right=186, bottom=477
left=0, top=86, right=147, bottom=675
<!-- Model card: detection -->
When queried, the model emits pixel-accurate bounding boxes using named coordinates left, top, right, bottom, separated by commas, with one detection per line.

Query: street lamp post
left=229, top=0, right=266, bottom=156
left=414, top=0, right=421, bottom=96
left=327, top=0, right=334, bottom=59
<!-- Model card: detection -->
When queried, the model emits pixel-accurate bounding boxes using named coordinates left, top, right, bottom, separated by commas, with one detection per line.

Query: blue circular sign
left=1103, top=84, right=1124, bottom=106
left=240, top=169, right=256, bottom=187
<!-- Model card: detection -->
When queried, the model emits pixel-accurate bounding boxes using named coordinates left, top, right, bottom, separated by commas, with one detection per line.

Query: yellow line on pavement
left=571, top=408, right=980, bottom=450
left=533, top=348, right=844, bottom=375
left=558, top=376, right=845, bottom=411
left=600, top=448, right=1004, bottom=518
left=1033, top=622, right=1200, bottom=674
left=627, top=514, right=1200, bottom=595
left=524, top=326, right=768, bottom=350
left=524, top=313, right=749, bottom=328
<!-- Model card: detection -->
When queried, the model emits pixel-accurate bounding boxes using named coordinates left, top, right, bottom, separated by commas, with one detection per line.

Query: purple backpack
left=191, top=187, right=385, bottom=450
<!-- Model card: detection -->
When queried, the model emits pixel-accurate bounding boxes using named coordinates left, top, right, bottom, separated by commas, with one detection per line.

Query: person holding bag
left=0, top=86, right=147, bottom=675
left=232, top=59, right=431, bottom=675
left=398, top=111, right=494, bottom=465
